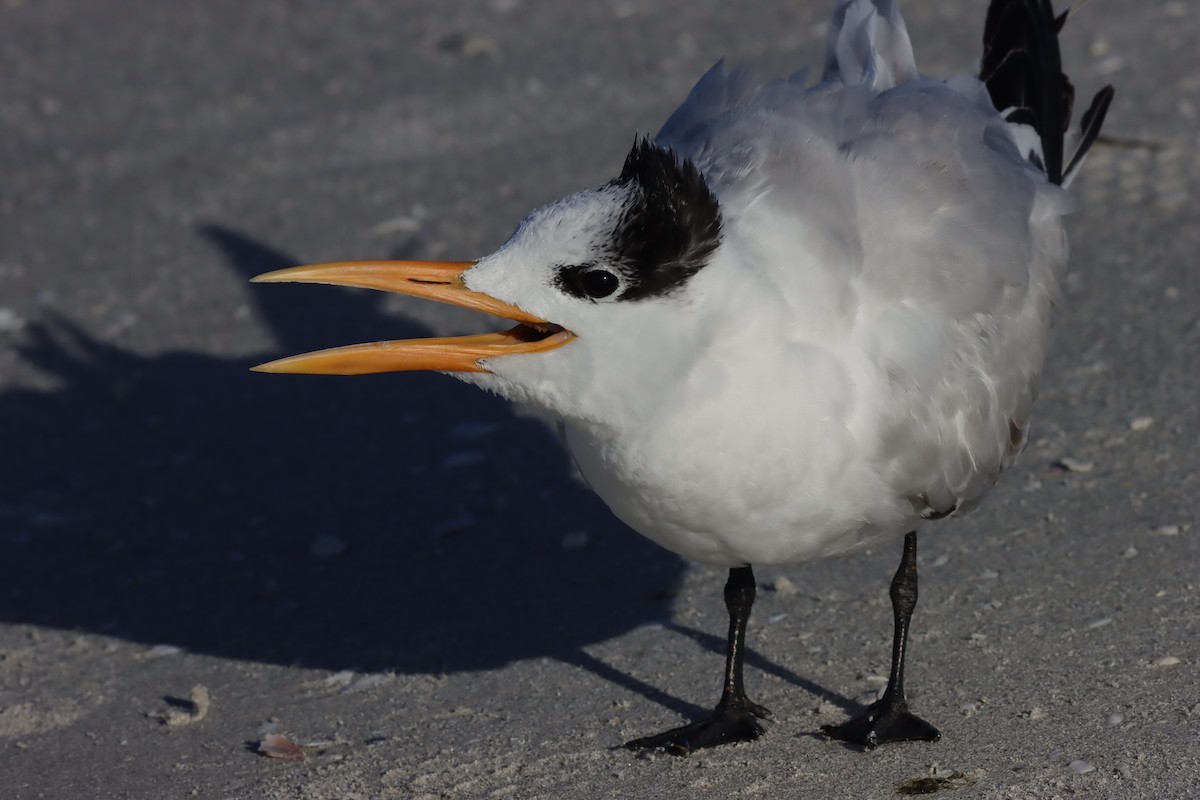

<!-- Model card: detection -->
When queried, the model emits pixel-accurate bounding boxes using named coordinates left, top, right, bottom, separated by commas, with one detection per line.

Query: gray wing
left=657, top=0, right=917, bottom=154
left=656, top=0, right=1085, bottom=521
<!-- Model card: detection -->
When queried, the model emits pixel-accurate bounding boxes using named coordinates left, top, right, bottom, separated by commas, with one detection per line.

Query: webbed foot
left=822, top=698, right=939, bottom=749
left=626, top=699, right=771, bottom=755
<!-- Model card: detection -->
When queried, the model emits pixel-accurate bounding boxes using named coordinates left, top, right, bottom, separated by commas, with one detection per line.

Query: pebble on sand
left=772, top=576, right=799, bottom=596
left=146, top=644, right=183, bottom=658
left=1054, top=457, right=1094, bottom=473
left=158, top=684, right=210, bottom=727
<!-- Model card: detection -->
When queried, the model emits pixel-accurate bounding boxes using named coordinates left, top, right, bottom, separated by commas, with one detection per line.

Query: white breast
left=562, top=298, right=908, bottom=568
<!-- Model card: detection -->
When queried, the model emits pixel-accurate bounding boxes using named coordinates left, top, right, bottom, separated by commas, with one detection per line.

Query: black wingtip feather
left=981, top=0, right=1113, bottom=186
left=1063, top=84, right=1115, bottom=181
left=1054, top=8, right=1069, bottom=33
left=981, top=0, right=1067, bottom=183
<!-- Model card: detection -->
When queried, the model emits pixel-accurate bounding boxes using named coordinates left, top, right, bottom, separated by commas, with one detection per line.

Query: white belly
left=561, top=341, right=916, bottom=567
left=558, top=288, right=1050, bottom=568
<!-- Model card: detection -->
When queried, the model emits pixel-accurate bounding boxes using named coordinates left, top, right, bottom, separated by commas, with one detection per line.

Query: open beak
left=249, top=260, right=574, bottom=374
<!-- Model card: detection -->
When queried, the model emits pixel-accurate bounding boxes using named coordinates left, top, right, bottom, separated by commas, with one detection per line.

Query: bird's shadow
left=0, top=225, right=673, bottom=673
left=0, top=225, right=847, bottom=716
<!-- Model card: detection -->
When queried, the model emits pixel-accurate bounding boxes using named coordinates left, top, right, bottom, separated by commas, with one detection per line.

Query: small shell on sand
left=259, top=733, right=306, bottom=761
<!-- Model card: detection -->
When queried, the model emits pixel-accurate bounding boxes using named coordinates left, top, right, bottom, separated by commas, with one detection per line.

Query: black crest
left=607, top=137, right=722, bottom=301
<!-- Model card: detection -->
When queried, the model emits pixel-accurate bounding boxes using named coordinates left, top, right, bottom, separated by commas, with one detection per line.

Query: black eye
left=578, top=269, right=618, bottom=299
left=556, top=264, right=623, bottom=300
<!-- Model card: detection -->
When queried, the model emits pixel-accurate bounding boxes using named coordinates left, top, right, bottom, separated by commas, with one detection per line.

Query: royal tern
left=252, top=0, right=1112, bottom=753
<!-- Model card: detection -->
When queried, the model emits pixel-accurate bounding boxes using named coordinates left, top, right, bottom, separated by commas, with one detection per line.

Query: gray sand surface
left=2, top=1, right=1197, bottom=797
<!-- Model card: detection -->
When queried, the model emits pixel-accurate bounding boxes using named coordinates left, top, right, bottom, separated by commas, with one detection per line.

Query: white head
left=460, top=139, right=726, bottom=421
left=252, top=139, right=728, bottom=426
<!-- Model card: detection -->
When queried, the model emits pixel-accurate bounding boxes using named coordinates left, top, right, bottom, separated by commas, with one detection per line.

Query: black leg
left=626, top=566, right=771, bottom=754
left=823, top=531, right=940, bottom=749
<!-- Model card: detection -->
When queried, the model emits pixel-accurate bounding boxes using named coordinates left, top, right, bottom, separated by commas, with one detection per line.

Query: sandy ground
left=2, top=0, right=1198, bottom=797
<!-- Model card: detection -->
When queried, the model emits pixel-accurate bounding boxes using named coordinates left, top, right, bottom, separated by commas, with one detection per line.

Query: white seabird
left=252, top=0, right=1113, bottom=753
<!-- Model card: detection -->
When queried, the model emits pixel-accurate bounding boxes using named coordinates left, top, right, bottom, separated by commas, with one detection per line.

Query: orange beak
left=249, top=260, right=574, bottom=374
